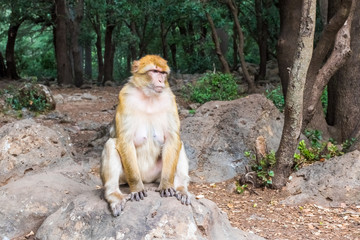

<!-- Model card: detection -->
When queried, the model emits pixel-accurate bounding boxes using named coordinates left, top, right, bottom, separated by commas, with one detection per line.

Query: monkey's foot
left=157, top=187, right=176, bottom=197
left=109, top=198, right=127, bottom=217
left=128, top=190, right=148, bottom=201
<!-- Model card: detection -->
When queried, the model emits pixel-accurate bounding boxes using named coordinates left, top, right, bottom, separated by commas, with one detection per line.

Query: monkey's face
left=147, top=67, right=168, bottom=94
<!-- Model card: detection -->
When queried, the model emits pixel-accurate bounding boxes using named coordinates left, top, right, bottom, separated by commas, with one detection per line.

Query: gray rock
left=283, top=150, right=360, bottom=207
left=0, top=119, right=74, bottom=185
left=181, top=94, right=283, bottom=183
left=0, top=166, right=96, bottom=239
left=36, top=190, right=264, bottom=240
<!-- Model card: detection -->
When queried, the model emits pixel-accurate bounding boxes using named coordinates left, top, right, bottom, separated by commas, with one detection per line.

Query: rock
left=0, top=165, right=97, bottom=239
left=181, top=94, right=283, bottom=183
left=82, top=93, right=97, bottom=101
left=283, top=150, right=360, bottom=207
left=0, top=119, right=74, bottom=185
left=53, top=93, right=64, bottom=104
left=36, top=190, right=264, bottom=240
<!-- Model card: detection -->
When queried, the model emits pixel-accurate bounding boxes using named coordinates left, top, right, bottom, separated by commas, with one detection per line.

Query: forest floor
left=2, top=83, right=359, bottom=240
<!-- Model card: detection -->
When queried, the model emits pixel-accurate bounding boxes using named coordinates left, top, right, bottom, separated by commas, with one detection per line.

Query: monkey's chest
left=133, top=123, right=165, bottom=148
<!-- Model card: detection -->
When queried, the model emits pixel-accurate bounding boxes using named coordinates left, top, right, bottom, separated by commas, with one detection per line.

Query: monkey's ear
left=131, top=60, right=140, bottom=74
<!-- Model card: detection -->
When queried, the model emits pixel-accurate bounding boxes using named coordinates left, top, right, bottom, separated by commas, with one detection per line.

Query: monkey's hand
left=128, top=190, right=148, bottom=201
left=175, top=190, right=191, bottom=205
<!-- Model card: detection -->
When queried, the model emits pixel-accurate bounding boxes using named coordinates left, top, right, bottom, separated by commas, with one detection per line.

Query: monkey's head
left=131, top=55, right=171, bottom=96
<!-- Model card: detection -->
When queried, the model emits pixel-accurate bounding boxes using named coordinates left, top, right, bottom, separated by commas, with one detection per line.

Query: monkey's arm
left=115, top=95, right=146, bottom=200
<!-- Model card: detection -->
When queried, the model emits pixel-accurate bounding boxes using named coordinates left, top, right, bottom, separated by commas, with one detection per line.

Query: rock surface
left=36, top=190, right=264, bottom=240
left=0, top=119, right=74, bottom=185
left=0, top=165, right=96, bottom=239
left=181, top=94, right=283, bottom=182
left=283, top=150, right=360, bottom=207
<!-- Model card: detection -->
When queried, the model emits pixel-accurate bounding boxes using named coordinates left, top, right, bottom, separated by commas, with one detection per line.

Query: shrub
left=1, top=82, right=53, bottom=114
left=265, top=86, right=285, bottom=112
left=187, top=73, right=239, bottom=104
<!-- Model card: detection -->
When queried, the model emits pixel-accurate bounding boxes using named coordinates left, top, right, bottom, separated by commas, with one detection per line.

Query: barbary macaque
left=101, top=55, right=191, bottom=216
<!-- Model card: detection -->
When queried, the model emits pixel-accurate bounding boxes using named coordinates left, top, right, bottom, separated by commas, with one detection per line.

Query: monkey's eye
left=149, top=70, right=167, bottom=75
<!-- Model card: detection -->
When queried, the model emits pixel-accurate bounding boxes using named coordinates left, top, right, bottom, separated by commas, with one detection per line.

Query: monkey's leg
left=101, top=138, right=128, bottom=217
left=174, top=142, right=191, bottom=205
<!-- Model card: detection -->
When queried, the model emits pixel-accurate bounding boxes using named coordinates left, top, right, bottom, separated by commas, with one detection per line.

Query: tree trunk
left=232, top=23, right=238, bottom=70
left=254, top=0, right=268, bottom=82
left=103, top=23, right=115, bottom=83
left=277, top=0, right=302, bottom=99
left=55, top=0, right=73, bottom=85
left=160, top=22, right=168, bottom=60
left=205, top=12, right=231, bottom=74
left=170, top=43, right=177, bottom=71
left=69, top=0, right=84, bottom=87
left=328, top=0, right=359, bottom=142
left=302, top=0, right=353, bottom=133
left=0, top=52, right=6, bottom=78
left=93, top=15, right=103, bottom=84
left=128, top=21, right=138, bottom=60
left=273, top=0, right=316, bottom=189
left=84, top=41, right=92, bottom=80
left=6, top=22, right=22, bottom=80
left=225, top=0, right=256, bottom=93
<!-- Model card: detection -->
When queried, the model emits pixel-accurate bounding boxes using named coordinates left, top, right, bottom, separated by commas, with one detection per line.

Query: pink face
left=147, top=66, right=168, bottom=93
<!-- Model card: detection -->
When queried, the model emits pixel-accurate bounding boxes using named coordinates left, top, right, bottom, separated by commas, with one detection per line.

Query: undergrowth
left=183, top=73, right=239, bottom=104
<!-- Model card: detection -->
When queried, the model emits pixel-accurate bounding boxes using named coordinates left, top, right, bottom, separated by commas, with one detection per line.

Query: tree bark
left=273, top=0, right=316, bottom=189
left=302, top=0, right=353, bottom=132
left=277, top=0, right=302, bottom=99
left=84, top=41, right=92, bottom=80
left=160, top=22, right=168, bottom=60
left=6, top=21, right=22, bottom=80
left=328, top=0, right=359, bottom=142
left=224, top=0, right=256, bottom=93
left=254, top=0, right=268, bottom=82
left=55, top=0, right=73, bottom=85
left=91, top=14, right=104, bottom=84
left=69, top=0, right=84, bottom=87
left=205, top=12, right=231, bottom=74
left=0, top=52, right=6, bottom=78
left=103, top=23, right=115, bottom=83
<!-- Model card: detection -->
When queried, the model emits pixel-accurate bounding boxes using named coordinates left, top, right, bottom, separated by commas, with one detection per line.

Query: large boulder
left=36, top=190, right=264, bottom=240
left=181, top=94, right=283, bottom=183
left=0, top=165, right=96, bottom=239
left=283, top=150, right=360, bottom=207
left=0, top=119, right=74, bottom=185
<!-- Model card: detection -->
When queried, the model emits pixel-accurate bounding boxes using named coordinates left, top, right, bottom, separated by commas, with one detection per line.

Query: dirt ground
left=2, top=84, right=360, bottom=240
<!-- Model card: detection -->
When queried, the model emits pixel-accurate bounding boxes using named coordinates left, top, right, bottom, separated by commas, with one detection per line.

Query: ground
left=1, top=83, right=359, bottom=240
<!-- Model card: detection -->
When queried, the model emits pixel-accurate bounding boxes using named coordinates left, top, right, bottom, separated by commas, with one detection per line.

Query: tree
left=221, top=0, right=256, bottom=93
left=54, top=0, right=73, bottom=85
left=302, top=0, right=353, bottom=136
left=202, top=2, right=231, bottom=74
left=277, top=0, right=302, bottom=99
left=272, top=0, right=316, bottom=188
left=69, top=0, right=84, bottom=87
left=327, top=0, right=359, bottom=143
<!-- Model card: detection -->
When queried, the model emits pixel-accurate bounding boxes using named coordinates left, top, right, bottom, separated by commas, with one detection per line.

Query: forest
left=0, top=0, right=359, bottom=187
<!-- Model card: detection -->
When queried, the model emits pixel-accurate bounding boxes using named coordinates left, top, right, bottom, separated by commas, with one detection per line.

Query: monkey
left=101, top=55, right=191, bottom=217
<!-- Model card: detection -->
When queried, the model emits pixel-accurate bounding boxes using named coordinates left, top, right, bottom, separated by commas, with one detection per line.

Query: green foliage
left=186, top=73, right=239, bottom=104
left=235, top=183, right=248, bottom=194
left=293, top=129, right=355, bottom=170
left=246, top=150, right=276, bottom=186
left=1, top=81, right=51, bottom=113
left=342, top=138, right=357, bottom=153
left=266, top=86, right=285, bottom=112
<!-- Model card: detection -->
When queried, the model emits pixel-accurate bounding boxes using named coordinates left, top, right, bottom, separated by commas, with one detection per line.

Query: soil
left=1, top=83, right=360, bottom=240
